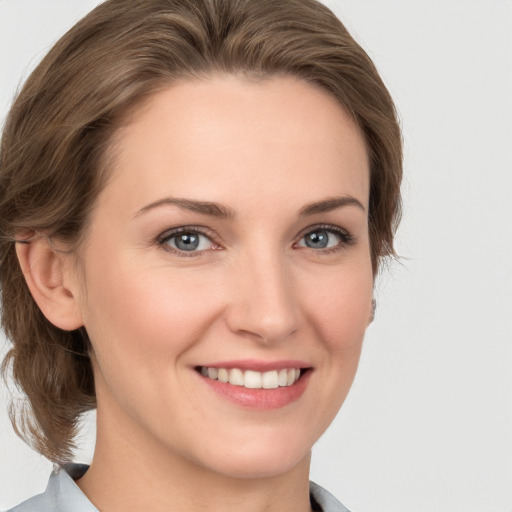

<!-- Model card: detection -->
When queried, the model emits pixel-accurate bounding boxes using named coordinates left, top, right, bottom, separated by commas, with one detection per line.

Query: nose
left=225, top=250, right=299, bottom=345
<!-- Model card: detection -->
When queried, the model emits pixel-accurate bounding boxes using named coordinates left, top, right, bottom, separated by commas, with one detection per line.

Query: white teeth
left=244, top=370, right=262, bottom=389
left=200, top=367, right=302, bottom=389
left=262, top=370, right=278, bottom=389
left=229, top=368, right=244, bottom=386
left=218, top=368, right=229, bottom=383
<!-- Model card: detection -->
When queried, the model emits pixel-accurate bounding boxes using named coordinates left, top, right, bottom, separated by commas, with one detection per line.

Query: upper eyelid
left=295, top=223, right=350, bottom=240
left=157, top=225, right=218, bottom=243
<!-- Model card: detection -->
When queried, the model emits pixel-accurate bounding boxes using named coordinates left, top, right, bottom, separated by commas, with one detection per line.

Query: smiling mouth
left=196, top=366, right=304, bottom=390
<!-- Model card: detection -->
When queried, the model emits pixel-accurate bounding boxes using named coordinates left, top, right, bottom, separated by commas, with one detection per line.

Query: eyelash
left=157, top=226, right=220, bottom=257
left=296, top=224, right=355, bottom=255
left=157, top=224, right=355, bottom=257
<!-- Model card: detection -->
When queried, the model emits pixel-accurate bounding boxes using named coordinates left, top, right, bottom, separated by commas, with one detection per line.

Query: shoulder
left=310, top=481, right=352, bottom=512
left=7, top=472, right=348, bottom=512
left=5, top=464, right=95, bottom=512
left=6, top=491, right=55, bottom=512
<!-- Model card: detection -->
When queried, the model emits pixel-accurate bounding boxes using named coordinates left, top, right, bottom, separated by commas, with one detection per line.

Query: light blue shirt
left=7, top=464, right=351, bottom=512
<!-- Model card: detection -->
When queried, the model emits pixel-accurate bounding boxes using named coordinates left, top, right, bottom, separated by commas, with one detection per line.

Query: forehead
left=102, top=75, right=369, bottom=215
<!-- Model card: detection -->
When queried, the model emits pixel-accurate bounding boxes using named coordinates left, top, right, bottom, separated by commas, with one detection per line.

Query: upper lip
left=196, top=359, right=311, bottom=372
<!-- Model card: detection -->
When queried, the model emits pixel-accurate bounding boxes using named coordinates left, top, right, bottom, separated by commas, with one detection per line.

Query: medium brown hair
left=0, top=0, right=402, bottom=463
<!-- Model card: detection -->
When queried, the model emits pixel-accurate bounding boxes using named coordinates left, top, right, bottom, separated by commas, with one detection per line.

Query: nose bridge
left=227, top=242, right=298, bottom=343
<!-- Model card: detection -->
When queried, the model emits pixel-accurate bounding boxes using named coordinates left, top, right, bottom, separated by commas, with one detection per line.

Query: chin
left=190, top=432, right=313, bottom=480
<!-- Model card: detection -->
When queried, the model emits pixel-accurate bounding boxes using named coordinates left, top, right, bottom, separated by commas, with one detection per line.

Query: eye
left=297, top=226, right=352, bottom=251
left=159, top=228, right=216, bottom=255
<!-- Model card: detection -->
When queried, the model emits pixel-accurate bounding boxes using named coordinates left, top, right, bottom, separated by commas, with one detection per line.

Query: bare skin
left=20, top=75, right=372, bottom=512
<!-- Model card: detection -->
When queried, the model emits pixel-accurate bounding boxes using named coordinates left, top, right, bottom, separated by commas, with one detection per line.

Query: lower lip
left=198, top=370, right=311, bottom=410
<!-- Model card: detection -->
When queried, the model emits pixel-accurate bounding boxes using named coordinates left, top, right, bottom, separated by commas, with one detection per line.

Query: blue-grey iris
left=175, top=233, right=200, bottom=251
left=304, top=230, right=329, bottom=249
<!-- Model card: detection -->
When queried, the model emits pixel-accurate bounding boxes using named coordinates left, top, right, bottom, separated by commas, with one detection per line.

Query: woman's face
left=73, top=75, right=373, bottom=478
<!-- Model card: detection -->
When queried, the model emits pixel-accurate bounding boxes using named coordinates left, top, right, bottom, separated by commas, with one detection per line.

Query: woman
left=0, top=0, right=402, bottom=511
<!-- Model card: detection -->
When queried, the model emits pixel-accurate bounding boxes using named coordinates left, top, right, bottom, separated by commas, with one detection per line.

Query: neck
left=77, top=407, right=313, bottom=512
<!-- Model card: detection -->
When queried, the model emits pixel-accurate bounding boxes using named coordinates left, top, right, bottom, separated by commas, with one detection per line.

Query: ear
left=15, top=236, right=84, bottom=331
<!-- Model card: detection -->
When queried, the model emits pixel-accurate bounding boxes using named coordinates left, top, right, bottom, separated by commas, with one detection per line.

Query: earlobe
left=15, top=235, right=84, bottom=331
left=368, top=298, right=376, bottom=324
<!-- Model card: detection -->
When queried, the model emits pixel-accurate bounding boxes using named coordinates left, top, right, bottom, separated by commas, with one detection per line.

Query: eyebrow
left=134, top=197, right=236, bottom=219
left=134, top=194, right=365, bottom=219
left=299, top=196, right=366, bottom=216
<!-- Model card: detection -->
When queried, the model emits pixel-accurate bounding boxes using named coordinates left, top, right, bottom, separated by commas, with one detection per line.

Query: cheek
left=79, top=252, right=226, bottom=387
left=292, top=260, right=373, bottom=438
left=302, top=261, right=373, bottom=353
left=80, top=260, right=229, bottom=427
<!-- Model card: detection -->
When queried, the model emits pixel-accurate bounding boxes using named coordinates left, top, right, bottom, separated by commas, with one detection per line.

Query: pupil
left=176, top=233, right=199, bottom=251
left=306, top=230, right=328, bottom=249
